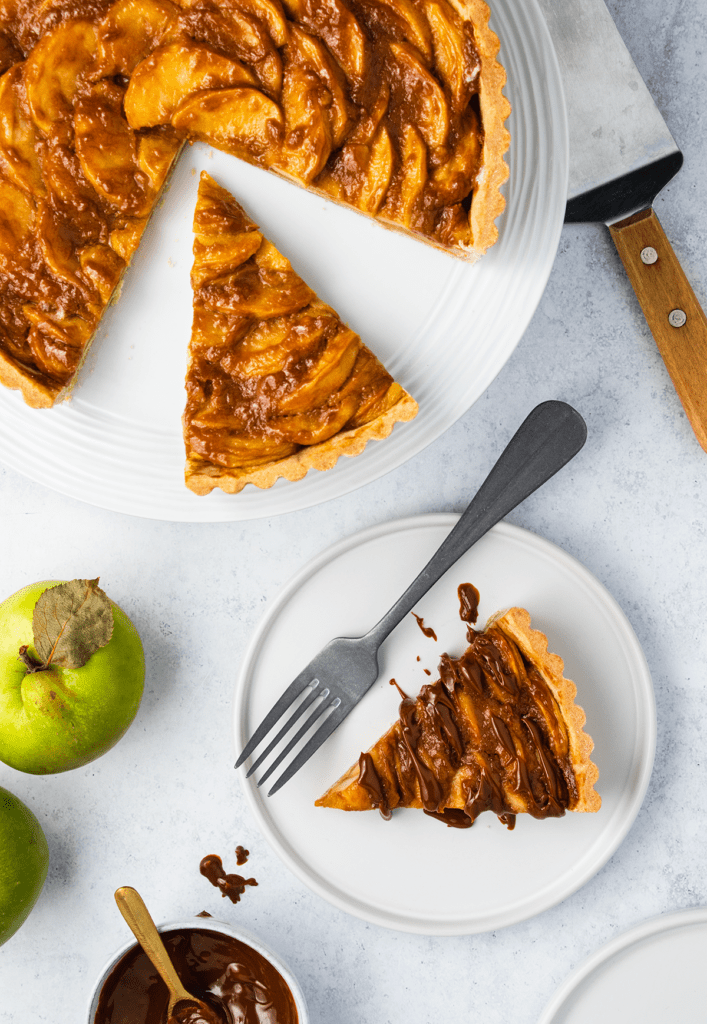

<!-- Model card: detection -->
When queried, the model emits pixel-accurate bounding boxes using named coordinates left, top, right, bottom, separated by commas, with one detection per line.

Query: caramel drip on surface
left=389, top=677, right=408, bottom=699
left=199, top=854, right=257, bottom=904
left=412, top=612, right=437, bottom=641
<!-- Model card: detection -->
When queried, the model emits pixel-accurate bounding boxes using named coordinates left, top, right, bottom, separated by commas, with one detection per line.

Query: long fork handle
left=365, top=401, right=587, bottom=647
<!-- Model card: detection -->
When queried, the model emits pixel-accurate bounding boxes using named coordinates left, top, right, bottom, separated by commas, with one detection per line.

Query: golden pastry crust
left=317, top=603, right=600, bottom=822
left=184, top=172, right=417, bottom=494
left=458, top=0, right=510, bottom=257
left=186, top=385, right=418, bottom=494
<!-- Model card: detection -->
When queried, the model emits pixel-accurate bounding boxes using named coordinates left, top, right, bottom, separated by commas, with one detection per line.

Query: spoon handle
left=114, top=886, right=193, bottom=1003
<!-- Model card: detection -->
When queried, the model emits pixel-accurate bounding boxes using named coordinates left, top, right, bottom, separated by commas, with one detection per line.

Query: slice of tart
left=184, top=171, right=418, bottom=494
left=316, top=585, right=600, bottom=828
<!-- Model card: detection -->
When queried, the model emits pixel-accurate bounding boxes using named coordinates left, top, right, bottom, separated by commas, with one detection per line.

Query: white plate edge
left=536, top=905, right=707, bottom=1024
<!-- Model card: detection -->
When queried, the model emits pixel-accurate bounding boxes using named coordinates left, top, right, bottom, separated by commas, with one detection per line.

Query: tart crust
left=317, top=604, right=601, bottom=821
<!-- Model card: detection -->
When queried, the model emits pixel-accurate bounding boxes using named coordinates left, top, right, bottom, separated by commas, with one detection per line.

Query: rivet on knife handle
left=609, top=208, right=707, bottom=453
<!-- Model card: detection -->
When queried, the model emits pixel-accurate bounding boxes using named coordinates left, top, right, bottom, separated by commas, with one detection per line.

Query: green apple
left=0, top=580, right=145, bottom=774
left=0, top=786, right=49, bottom=945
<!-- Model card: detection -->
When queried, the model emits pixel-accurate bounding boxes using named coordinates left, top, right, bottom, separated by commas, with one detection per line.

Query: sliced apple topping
left=423, top=0, right=479, bottom=113
left=95, top=0, right=180, bottom=77
left=197, top=243, right=316, bottom=318
left=24, top=19, right=98, bottom=139
left=430, top=107, right=481, bottom=204
left=387, top=40, right=449, bottom=150
left=125, top=41, right=256, bottom=128
left=178, top=4, right=283, bottom=95
left=136, top=129, right=183, bottom=190
left=35, top=201, right=95, bottom=297
left=322, top=123, right=393, bottom=214
left=25, top=308, right=93, bottom=380
left=74, top=80, right=154, bottom=217
left=225, top=0, right=289, bottom=48
left=357, top=0, right=432, bottom=63
left=286, top=25, right=352, bottom=148
left=0, top=66, right=45, bottom=196
left=381, top=123, right=427, bottom=227
left=281, top=0, right=366, bottom=87
left=78, top=244, right=126, bottom=305
left=109, top=219, right=148, bottom=262
left=279, top=62, right=333, bottom=182
left=0, top=176, right=35, bottom=272
left=172, top=86, right=283, bottom=165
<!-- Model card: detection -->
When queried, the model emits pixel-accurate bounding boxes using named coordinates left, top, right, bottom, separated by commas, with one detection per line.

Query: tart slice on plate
left=317, top=586, right=601, bottom=827
left=184, top=172, right=418, bottom=494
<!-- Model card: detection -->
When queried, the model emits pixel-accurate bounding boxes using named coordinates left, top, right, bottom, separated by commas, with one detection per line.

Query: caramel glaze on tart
left=0, top=0, right=509, bottom=409
left=185, top=172, right=417, bottom=493
left=0, top=0, right=184, bottom=407
left=317, top=589, right=601, bottom=828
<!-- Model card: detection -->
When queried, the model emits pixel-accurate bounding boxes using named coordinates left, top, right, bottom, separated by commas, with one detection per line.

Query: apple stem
left=18, top=645, right=47, bottom=674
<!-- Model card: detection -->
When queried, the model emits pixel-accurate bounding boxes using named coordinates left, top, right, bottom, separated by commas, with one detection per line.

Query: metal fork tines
left=236, top=635, right=380, bottom=795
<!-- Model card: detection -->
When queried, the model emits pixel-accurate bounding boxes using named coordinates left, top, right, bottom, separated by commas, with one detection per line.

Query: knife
left=536, top=0, right=707, bottom=452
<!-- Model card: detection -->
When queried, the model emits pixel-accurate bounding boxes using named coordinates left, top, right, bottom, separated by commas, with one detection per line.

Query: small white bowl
left=86, top=916, right=309, bottom=1024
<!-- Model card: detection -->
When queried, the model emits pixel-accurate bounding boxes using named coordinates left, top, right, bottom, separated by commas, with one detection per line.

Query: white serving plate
left=234, top=515, right=656, bottom=935
left=538, top=907, right=707, bottom=1024
left=0, top=0, right=568, bottom=521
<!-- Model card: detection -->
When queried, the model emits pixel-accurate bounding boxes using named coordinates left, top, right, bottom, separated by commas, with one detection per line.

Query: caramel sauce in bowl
left=85, top=917, right=308, bottom=1024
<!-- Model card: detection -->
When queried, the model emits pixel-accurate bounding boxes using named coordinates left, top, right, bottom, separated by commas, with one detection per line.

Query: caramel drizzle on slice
left=375, top=589, right=576, bottom=829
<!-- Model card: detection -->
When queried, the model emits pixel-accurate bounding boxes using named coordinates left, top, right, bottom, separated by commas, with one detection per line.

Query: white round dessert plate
left=234, top=515, right=656, bottom=935
left=538, top=907, right=707, bottom=1024
left=0, top=0, right=568, bottom=521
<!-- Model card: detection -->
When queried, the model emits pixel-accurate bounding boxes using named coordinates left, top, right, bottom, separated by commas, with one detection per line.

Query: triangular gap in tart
left=184, top=172, right=418, bottom=495
left=316, top=587, right=600, bottom=828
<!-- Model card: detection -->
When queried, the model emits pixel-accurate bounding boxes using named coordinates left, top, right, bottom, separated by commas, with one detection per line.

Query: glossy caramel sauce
left=412, top=611, right=437, bottom=640
left=93, top=927, right=298, bottom=1024
left=0, top=0, right=484, bottom=403
left=358, top=584, right=577, bottom=828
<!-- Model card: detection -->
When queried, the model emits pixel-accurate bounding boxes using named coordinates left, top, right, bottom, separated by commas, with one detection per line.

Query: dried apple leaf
left=32, top=578, right=114, bottom=669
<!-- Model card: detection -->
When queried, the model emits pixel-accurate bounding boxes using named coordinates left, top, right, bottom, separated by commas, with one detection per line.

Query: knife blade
left=537, top=0, right=707, bottom=452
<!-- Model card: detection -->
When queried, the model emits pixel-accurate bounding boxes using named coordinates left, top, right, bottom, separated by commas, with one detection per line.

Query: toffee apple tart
left=317, top=584, right=601, bottom=828
left=0, top=0, right=509, bottom=412
left=185, top=172, right=418, bottom=493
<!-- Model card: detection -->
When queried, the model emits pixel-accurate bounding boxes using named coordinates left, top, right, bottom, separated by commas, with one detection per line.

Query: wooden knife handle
left=610, top=207, right=707, bottom=452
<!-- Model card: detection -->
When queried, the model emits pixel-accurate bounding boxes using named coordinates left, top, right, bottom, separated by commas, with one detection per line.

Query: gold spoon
left=114, top=886, right=223, bottom=1024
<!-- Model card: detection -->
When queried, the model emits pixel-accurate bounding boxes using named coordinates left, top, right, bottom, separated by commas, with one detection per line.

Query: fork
left=236, top=400, right=587, bottom=795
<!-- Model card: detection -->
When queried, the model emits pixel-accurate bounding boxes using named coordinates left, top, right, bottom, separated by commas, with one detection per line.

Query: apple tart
left=0, top=0, right=508, bottom=412
left=317, top=584, right=601, bottom=828
left=185, top=172, right=417, bottom=493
